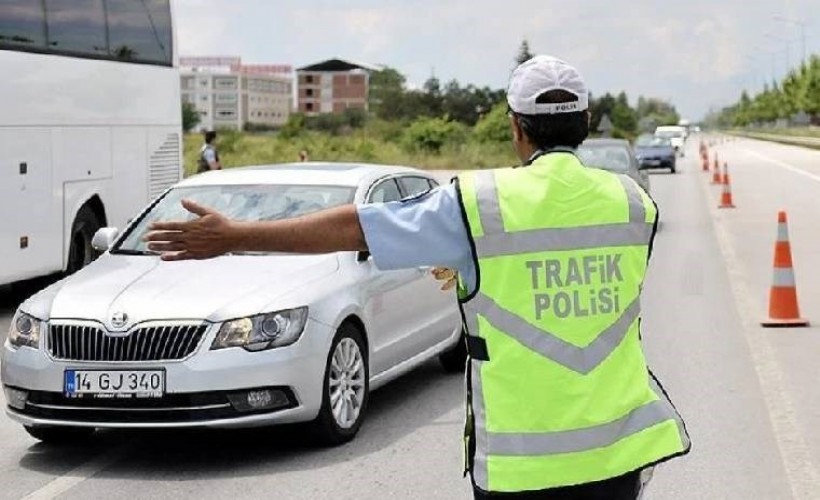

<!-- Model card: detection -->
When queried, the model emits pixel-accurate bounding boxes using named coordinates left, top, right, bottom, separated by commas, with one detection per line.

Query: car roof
left=580, top=138, right=630, bottom=147
left=176, top=162, right=428, bottom=188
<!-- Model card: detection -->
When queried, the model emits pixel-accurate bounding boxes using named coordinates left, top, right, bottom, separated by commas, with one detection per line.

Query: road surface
left=1, top=136, right=819, bottom=499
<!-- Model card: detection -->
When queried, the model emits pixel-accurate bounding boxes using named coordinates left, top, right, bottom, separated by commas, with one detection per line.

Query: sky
left=175, top=0, right=819, bottom=120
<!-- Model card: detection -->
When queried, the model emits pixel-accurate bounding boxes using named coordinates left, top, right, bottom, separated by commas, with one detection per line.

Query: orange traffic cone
left=712, top=154, right=722, bottom=184
left=702, top=155, right=710, bottom=172
left=762, top=211, right=809, bottom=327
left=718, top=163, right=735, bottom=209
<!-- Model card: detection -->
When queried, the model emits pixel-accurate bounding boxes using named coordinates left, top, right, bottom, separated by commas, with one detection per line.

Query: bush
left=473, top=102, right=510, bottom=143
left=403, top=117, right=466, bottom=153
left=214, top=129, right=243, bottom=155
left=279, top=114, right=305, bottom=139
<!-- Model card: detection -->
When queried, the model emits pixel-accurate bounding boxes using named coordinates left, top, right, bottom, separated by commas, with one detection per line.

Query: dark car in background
left=577, top=138, right=650, bottom=193
left=635, top=134, right=677, bottom=173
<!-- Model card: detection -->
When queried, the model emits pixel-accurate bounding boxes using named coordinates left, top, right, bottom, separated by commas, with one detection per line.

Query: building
left=180, top=56, right=293, bottom=131
left=296, top=58, right=379, bottom=115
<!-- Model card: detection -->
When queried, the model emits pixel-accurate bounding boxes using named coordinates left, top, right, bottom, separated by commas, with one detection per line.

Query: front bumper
left=1, top=319, right=333, bottom=428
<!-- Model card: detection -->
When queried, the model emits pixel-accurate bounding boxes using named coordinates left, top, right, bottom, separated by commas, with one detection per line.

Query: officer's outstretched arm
left=144, top=199, right=367, bottom=261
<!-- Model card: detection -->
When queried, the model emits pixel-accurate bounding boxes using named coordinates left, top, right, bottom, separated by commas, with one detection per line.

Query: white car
left=2, top=163, right=464, bottom=444
left=654, top=126, right=687, bottom=156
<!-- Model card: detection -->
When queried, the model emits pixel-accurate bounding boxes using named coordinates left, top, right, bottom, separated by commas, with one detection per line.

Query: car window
left=368, top=179, right=402, bottom=203
left=398, top=176, right=433, bottom=199
left=577, top=145, right=632, bottom=173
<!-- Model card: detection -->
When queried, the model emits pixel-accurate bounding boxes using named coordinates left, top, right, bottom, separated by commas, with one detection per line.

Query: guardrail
left=732, top=131, right=820, bottom=149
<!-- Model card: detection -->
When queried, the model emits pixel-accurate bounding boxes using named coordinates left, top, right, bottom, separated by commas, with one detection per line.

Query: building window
left=216, top=109, right=237, bottom=119
left=214, top=77, right=237, bottom=90
left=215, top=93, right=237, bottom=103
left=306, top=88, right=314, bottom=97
left=305, top=74, right=314, bottom=84
left=306, top=102, right=314, bottom=112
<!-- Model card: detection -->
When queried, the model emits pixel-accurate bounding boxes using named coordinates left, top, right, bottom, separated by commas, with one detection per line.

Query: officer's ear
left=510, top=113, right=525, bottom=143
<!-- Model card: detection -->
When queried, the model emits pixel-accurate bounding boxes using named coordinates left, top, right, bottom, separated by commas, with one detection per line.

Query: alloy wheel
left=328, top=338, right=366, bottom=429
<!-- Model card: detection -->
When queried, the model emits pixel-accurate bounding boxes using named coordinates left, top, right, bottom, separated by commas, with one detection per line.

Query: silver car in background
left=2, top=163, right=464, bottom=445
left=577, top=138, right=650, bottom=194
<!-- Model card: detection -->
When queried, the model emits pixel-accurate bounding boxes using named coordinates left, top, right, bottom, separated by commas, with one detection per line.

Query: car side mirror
left=92, top=227, right=120, bottom=252
left=357, top=250, right=371, bottom=262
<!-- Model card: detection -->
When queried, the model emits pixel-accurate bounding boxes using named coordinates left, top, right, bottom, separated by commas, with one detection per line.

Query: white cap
left=507, top=55, right=589, bottom=115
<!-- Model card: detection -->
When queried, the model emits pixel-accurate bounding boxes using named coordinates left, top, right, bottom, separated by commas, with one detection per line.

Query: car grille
left=15, top=388, right=297, bottom=424
left=47, top=323, right=208, bottom=362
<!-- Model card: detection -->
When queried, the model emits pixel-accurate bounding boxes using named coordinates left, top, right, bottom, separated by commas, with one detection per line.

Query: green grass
left=729, top=128, right=820, bottom=151
left=183, top=130, right=518, bottom=178
left=731, top=127, right=820, bottom=138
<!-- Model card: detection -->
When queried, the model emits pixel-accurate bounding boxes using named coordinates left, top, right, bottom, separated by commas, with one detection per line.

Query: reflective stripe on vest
left=460, top=160, right=688, bottom=492
left=472, top=170, right=654, bottom=257
left=470, top=292, right=640, bottom=374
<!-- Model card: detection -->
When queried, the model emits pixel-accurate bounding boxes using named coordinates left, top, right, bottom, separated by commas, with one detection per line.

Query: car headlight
left=8, top=312, right=42, bottom=350
left=211, top=307, right=309, bottom=352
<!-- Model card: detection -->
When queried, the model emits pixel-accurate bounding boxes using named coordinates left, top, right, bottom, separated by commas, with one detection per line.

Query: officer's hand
left=431, top=267, right=458, bottom=291
left=143, top=199, right=237, bottom=261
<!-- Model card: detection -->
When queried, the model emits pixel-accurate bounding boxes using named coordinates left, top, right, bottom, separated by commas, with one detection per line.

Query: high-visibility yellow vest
left=456, top=151, right=690, bottom=493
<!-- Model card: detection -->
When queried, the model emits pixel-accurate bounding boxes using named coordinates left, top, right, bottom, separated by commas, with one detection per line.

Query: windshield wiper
left=110, top=248, right=156, bottom=256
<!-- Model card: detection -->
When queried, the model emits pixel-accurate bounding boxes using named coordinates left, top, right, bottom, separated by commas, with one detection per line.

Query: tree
left=515, top=39, right=534, bottom=65
left=181, top=101, right=200, bottom=132
left=369, top=66, right=407, bottom=119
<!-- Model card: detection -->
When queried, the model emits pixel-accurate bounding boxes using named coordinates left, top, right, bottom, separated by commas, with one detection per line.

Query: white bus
left=0, top=0, right=182, bottom=286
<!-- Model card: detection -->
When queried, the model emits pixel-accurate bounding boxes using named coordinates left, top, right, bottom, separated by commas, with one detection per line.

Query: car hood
left=22, top=253, right=340, bottom=329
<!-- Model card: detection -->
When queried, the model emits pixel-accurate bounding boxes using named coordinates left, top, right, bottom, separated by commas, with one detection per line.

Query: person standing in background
left=197, top=130, right=221, bottom=173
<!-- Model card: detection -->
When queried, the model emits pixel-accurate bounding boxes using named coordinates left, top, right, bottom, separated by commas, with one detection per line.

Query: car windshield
left=655, top=130, right=684, bottom=139
left=636, top=135, right=672, bottom=147
left=116, top=184, right=356, bottom=254
left=577, top=145, right=632, bottom=173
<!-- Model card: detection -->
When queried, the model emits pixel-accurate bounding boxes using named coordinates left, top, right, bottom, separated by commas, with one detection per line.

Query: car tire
left=310, top=322, right=369, bottom=446
left=438, top=334, right=467, bottom=373
left=66, top=206, right=102, bottom=275
left=24, top=425, right=95, bottom=443
left=670, top=164, right=677, bottom=174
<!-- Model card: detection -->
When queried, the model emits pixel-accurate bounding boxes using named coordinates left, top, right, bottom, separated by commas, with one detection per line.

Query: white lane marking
left=21, top=444, right=132, bottom=500
left=700, top=173, right=820, bottom=499
left=743, top=148, right=820, bottom=183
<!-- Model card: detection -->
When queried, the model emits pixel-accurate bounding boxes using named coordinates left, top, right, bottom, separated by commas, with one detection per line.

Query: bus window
left=0, top=0, right=47, bottom=49
left=44, top=0, right=107, bottom=57
left=106, top=0, right=172, bottom=65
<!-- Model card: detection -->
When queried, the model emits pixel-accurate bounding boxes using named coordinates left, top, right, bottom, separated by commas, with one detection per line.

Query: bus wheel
left=67, top=206, right=102, bottom=275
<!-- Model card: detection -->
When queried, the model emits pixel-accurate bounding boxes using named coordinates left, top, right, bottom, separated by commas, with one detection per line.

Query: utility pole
left=773, top=16, right=807, bottom=67
left=765, top=33, right=791, bottom=76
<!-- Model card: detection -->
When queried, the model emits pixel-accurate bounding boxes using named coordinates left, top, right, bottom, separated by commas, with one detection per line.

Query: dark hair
left=204, top=131, right=217, bottom=144
left=513, top=89, right=589, bottom=150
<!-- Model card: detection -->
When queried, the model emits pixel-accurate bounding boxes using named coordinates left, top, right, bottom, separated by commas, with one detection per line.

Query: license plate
left=646, top=160, right=661, bottom=166
left=64, top=369, right=165, bottom=398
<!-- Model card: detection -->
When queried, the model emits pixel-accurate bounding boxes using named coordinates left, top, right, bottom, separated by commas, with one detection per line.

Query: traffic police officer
left=145, top=55, right=690, bottom=499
